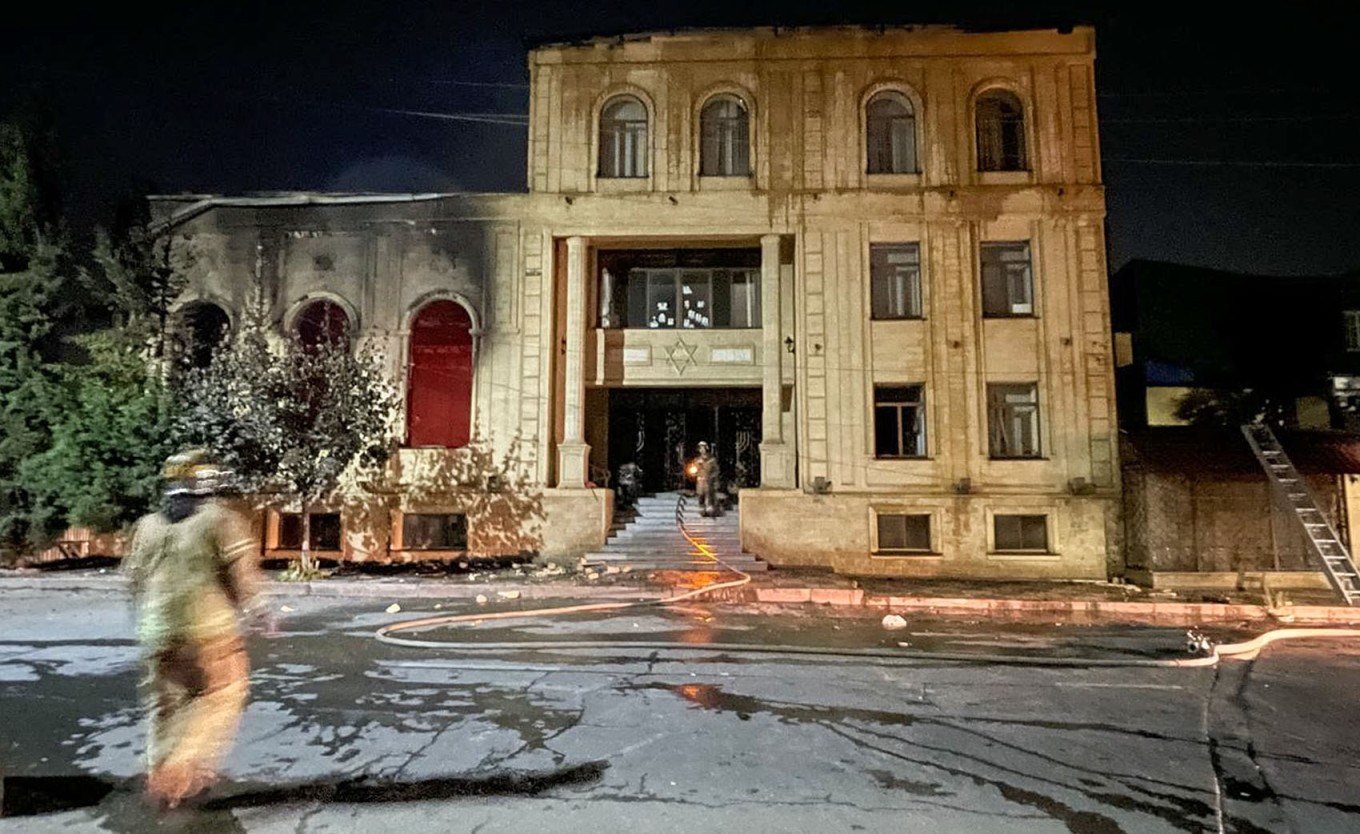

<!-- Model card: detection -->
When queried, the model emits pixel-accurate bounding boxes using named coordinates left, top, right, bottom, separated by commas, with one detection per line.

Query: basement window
left=402, top=513, right=468, bottom=550
left=278, top=513, right=342, bottom=551
left=993, top=514, right=1048, bottom=552
left=876, top=513, right=932, bottom=553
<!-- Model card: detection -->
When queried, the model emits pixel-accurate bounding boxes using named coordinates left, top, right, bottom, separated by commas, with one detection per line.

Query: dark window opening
left=976, top=90, right=1027, bottom=172
left=871, top=244, right=923, bottom=319
left=877, top=513, right=932, bottom=552
left=980, top=242, right=1034, bottom=318
left=278, top=512, right=342, bottom=551
left=295, top=300, right=351, bottom=351
left=988, top=383, right=1040, bottom=458
left=994, top=514, right=1048, bottom=551
left=599, top=96, right=648, bottom=178
left=866, top=92, right=917, bottom=174
left=178, top=301, right=230, bottom=369
left=874, top=385, right=926, bottom=458
left=402, top=513, right=468, bottom=550
left=700, top=95, right=751, bottom=177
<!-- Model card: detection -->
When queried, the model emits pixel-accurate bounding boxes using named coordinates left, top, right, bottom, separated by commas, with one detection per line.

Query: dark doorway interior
left=607, top=387, right=761, bottom=494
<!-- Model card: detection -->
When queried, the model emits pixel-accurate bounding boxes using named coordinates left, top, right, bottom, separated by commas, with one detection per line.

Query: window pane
left=980, top=243, right=1033, bottom=317
left=729, top=270, right=760, bottom=328
left=875, top=385, right=925, bottom=457
left=871, top=244, right=922, bottom=319
left=1346, top=310, right=1360, bottom=352
left=646, top=271, right=676, bottom=328
left=988, top=383, right=1040, bottom=458
left=874, top=405, right=901, bottom=457
left=680, top=271, right=712, bottom=329
left=600, top=97, right=648, bottom=178
left=867, top=94, right=914, bottom=174
left=878, top=514, right=907, bottom=550
left=1020, top=515, right=1048, bottom=550
left=279, top=514, right=303, bottom=549
left=403, top=513, right=468, bottom=550
left=310, top=514, right=342, bottom=550
left=878, top=514, right=930, bottom=552
left=977, top=92, right=1025, bottom=172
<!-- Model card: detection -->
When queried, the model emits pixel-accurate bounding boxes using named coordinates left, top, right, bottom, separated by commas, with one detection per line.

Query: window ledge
left=872, top=551, right=943, bottom=559
left=988, top=551, right=1061, bottom=560
left=987, top=456, right=1047, bottom=462
left=976, top=170, right=1033, bottom=186
left=865, top=173, right=922, bottom=189
left=596, top=176, right=652, bottom=193
left=870, top=316, right=926, bottom=323
left=873, top=456, right=933, bottom=462
left=697, top=175, right=755, bottom=191
left=981, top=314, right=1038, bottom=320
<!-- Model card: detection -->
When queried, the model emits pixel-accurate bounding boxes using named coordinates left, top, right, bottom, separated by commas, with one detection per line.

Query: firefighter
left=693, top=441, right=721, bottom=517
left=122, top=449, right=263, bottom=808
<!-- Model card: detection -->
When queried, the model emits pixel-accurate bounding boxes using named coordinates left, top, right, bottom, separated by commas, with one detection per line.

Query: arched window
left=178, top=301, right=230, bottom=369
left=700, top=95, right=750, bottom=177
left=976, top=90, right=1027, bottom=172
left=406, top=300, right=473, bottom=448
left=598, top=95, right=648, bottom=179
left=294, top=299, right=351, bottom=351
left=865, top=92, right=917, bottom=174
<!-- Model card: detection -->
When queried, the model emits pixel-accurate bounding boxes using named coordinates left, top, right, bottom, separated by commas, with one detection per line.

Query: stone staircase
left=582, top=492, right=768, bottom=572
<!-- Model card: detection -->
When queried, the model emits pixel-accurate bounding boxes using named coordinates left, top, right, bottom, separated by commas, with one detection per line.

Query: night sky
left=5, top=1, right=1358, bottom=275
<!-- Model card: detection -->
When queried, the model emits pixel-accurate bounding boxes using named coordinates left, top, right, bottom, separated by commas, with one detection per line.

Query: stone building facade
left=151, top=25, right=1119, bottom=578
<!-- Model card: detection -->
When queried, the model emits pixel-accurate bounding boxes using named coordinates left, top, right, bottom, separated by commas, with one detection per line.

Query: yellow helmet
left=162, top=448, right=229, bottom=495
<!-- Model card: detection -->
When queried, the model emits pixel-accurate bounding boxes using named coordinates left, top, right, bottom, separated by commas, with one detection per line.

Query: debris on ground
left=881, top=614, right=908, bottom=630
left=385, top=603, right=401, bottom=613
left=475, top=594, right=488, bottom=604
left=498, top=590, right=521, bottom=600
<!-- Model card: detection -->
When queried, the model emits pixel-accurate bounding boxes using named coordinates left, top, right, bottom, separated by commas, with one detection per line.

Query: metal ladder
left=1242, top=424, right=1360, bottom=605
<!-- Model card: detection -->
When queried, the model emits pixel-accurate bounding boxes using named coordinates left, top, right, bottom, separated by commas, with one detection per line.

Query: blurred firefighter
left=122, top=448, right=263, bottom=808
left=616, top=461, right=643, bottom=510
left=692, top=440, right=721, bottom=517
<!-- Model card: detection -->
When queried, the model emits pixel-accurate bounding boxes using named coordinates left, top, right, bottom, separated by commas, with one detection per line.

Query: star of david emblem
left=666, top=337, right=698, bottom=375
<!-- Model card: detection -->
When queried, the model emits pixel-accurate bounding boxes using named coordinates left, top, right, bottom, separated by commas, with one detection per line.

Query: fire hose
left=375, top=496, right=1360, bottom=666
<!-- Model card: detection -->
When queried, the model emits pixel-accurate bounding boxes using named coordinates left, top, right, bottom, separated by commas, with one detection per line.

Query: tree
left=1173, top=387, right=1289, bottom=429
left=0, top=121, right=73, bottom=555
left=174, top=304, right=398, bottom=575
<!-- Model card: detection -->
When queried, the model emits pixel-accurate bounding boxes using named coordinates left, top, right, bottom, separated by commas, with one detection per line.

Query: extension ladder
left=1242, top=424, right=1360, bottom=605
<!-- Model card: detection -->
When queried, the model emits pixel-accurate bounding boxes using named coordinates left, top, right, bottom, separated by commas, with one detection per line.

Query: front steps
left=582, top=492, right=767, bottom=572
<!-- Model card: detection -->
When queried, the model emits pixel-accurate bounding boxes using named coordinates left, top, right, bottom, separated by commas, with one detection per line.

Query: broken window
left=980, top=242, right=1034, bottom=317
left=294, top=299, right=351, bottom=351
left=599, top=96, right=648, bottom=178
left=870, top=243, right=923, bottom=319
left=176, top=300, right=230, bottom=369
left=874, top=385, right=927, bottom=458
left=1345, top=310, right=1360, bottom=352
left=700, top=95, right=750, bottom=177
left=866, top=92, right=917, bottom=174
left=402, top=513, right=468, bottom=550
left=877, top=513, right=932, bottom=552
left=994, top=514, right=1048, bottom=551
left=277, top=512, right=342, bottom=551
left=988, top=383, right=1040, bottom=458
left=976, top=90, right=1027, bottom=172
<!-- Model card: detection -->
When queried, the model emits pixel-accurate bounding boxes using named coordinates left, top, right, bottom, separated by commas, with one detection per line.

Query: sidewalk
left=3, top=565, right=1358, bottom=625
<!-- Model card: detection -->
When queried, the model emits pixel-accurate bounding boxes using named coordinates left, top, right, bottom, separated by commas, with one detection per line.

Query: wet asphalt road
left=2, top=587, right=1359, bottom=833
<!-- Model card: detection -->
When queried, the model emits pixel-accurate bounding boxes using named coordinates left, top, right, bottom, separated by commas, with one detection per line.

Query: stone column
left=759, top=234, right=794, bottom=488
left=557, top=236, right=591, bottom=487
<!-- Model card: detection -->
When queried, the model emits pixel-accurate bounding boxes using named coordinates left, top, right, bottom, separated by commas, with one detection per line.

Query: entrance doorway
left=606, top=388, right=761, bottom=494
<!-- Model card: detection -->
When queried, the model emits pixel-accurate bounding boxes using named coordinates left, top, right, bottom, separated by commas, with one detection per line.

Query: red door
left=407, top=300, right=473, bottom=447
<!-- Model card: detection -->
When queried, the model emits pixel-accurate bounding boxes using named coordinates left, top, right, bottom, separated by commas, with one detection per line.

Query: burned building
left=151, top=25, right=1118, bottom=578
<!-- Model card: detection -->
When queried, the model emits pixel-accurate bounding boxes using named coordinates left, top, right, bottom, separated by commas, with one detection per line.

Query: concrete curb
left=744, top=587, right=1360, bottom=624
left=4, top=574, right=1358, bottom=624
